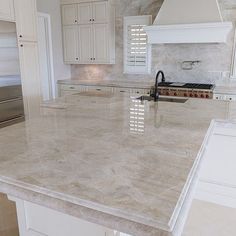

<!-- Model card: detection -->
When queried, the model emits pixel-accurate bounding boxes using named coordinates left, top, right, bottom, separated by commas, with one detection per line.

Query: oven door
left=0, top=98, right=24, bottom=124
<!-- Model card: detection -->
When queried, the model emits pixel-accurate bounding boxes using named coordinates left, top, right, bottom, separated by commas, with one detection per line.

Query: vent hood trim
left=144, top=22, right=233, bottom=44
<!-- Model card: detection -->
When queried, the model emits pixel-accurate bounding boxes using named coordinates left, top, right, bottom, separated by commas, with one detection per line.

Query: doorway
left=37, top=12, right=55, bottom=101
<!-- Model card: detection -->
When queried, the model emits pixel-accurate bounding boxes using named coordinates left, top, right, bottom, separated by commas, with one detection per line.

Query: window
left=124, top=16, right=152, bottom=75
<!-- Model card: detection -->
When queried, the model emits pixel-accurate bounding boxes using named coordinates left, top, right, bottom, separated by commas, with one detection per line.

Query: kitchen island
left=0, top=92, right=235, bottom=236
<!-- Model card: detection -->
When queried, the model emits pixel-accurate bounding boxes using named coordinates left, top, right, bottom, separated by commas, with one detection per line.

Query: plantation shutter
left=124, top=16, right=152, bottom=74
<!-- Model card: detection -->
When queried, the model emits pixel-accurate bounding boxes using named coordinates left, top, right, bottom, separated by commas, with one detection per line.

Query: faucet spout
left=153, top=70, right=165, bottom=102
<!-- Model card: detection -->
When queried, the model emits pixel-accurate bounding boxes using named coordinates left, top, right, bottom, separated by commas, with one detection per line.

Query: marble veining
left=0, top=93, right=235, bottom=235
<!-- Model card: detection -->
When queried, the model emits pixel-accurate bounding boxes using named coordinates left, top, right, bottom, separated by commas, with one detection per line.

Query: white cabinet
left=62, top=4, right=78, bottom=25
left=63, top=26, right=79, bottom=62
left=18, top=42, right=41, bottom=118
left=93, top=24, right=108, bottom=63
left=79, top=24, right=93, bottom=63
left=214, top=93, right=236, bottom=101
left=0, top=0, right=15, bottom=22
left=61, top=0, right=115, bottom=64
left=14, top=0, right=37, bottom=42
left=92, top=1, right=108, bottom=23
left=78, top=2, right=92, bottom=24
left=14, top=0, right=41, bottom=118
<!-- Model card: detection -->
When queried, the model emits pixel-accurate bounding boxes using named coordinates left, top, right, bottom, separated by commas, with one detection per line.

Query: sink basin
left=137, top=96, right=188, bottom=103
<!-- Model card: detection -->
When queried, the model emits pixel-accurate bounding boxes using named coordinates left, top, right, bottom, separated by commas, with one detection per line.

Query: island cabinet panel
left=196, top=122, right=236, bottom=209
left=9, top=196, right=117, bottom=236
left=14, top=0, right=38, bottom=42
left=61, top=0, right=115, bottom=64
left=0, top=0, right=15, bottom=22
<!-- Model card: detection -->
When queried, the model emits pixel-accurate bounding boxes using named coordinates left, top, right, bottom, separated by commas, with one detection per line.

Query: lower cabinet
left=196, top=121, right=236, bottom=208
left=9, top=196, right=117, bottom=236
left=58, top=84, right=150, bottom=97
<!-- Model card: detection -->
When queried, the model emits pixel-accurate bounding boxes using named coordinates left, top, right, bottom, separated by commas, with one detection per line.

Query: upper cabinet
left=14, top=0, right=38, bottom=42
left=61, top=0, right=115, bottom=64
left=62, top=4, right=78, bottom=25
left=0, top=0, right=15, bottom=22
left=92, top=1, right=108, bottom=23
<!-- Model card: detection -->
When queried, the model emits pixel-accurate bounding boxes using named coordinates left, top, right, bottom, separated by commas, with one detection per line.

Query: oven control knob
left=166, top=92, right=169, bottom=96
left=184, top=93, right=187, bottom=97
left=206, top=95, right=209, bottom=99
left=194, top=94, right=198, bottom=98
left=174, top=92, right=177, bottom=96
left=201, top=94, right=204, bottom=98
left=190, top=94, right=193, bottom=97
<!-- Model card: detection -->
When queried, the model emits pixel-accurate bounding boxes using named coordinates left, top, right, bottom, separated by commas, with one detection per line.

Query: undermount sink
left=137, top=96, right=188, bottom=103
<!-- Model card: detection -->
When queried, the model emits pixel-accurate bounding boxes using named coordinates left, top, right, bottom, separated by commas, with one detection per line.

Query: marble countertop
left=58, top=79, right=153, bottom=89
left=0, top=93, right=235, bottom=236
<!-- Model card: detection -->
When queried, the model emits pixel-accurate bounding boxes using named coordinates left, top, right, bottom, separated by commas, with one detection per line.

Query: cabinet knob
left=75, top=20, right=77, bottom=23
left=19, top=35, right=23, bottom=38
left=90, top=19, right=92, bottom=21
left=93, top=19, right=95, bottom=21
left=76, top=58, right=79, bottom=60
left=91, top=58, right=93, bottom=60
left=20, top=44, right=23, bottom=47
left=93, top=58, right=95, bottom=60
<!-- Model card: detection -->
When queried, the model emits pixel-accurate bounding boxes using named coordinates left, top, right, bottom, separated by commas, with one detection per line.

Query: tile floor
left=0, top=195, right=236, bottom=236
left=0, top=194, right=19, bottom=236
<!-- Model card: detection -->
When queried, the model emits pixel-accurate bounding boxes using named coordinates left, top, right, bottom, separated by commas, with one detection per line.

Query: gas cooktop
left=157, top=82, right=215, bottom=99
left=158, top=82, right=215, bottom=90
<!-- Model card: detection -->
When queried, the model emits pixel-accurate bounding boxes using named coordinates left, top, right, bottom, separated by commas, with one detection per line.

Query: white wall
left=36, top=0, right=71, bottom=83
left=0, top=21, right=20, bottom=76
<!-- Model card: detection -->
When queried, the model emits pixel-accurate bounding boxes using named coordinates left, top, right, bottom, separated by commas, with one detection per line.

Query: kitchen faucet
left=153, top=70, right=166, bottom=102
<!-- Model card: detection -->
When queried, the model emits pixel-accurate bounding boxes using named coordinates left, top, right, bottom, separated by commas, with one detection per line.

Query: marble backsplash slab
left=71, top=0, right=236, bottom=84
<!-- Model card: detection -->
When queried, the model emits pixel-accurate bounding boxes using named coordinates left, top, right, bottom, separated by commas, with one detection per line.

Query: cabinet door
left=63, top=26, right=79, bottom=63
left=14, top=0, right=37, bottom=42
left=93, top=24, right=109, bottom=63
left=61, top=4, right=78, bottom=25
left=79, top=25, right=93, bottom=63
left=92, top=1, right=108, bottom=24
left=200, top=132, right=236, bottom=186
left=0, top=0, right=15, bottom=21
left=18, top=42, right=41, bottom=118
left=78, top=2, right=92, bottom=24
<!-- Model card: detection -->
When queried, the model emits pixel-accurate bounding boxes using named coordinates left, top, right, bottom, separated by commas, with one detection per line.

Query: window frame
left=123, top=15, right=152, bottom=75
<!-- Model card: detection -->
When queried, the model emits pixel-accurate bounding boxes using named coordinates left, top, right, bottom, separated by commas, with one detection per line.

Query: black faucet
left=153, top=70, right=165, bottom=102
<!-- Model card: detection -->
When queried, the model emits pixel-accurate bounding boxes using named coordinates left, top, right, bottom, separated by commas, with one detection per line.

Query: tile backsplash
left=71, top=0, right=236, bottom=84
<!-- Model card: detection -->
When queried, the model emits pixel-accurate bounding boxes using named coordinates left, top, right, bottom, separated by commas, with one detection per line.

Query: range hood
left=144, top=0, right=233, bottom=44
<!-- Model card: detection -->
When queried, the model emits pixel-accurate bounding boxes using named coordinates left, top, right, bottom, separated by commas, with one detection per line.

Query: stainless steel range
left=158, top=82, right=215, bottom=99
left=0, top=76, right=25, bottom=128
